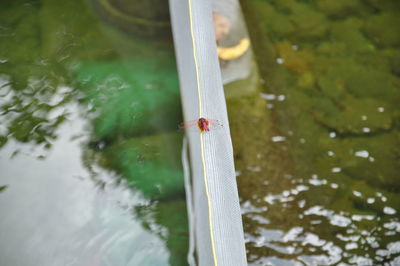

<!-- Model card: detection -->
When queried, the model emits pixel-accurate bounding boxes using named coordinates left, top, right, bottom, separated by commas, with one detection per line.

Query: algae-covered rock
left=276, top=0, right=328, bottom=40
left=313, top=96, right=393, bottom=135
left=363, top=13, right=400, bottom=48
left=382, top=49, right=400, bottom=77
left=317, top=72, right=347, bottom=99
left=364, top=0, right=400, bottom=12
left=340, top=133, right=400, bottom=192
left=317, top=59, right=400, bottom=103
left=390, top=52, right=400, bottom=77
left=251, top=0, right=327, bottom=41
left=275, top=41, right=315, bottom=74
left=316, top=0, right=361, bottom=17
left=100, top=132, right=184, bottom=199
left=239, top=0, right=400, bottom=263
left=343, top=68, right=399, bottom=103
left=75, top=59, right=181, bottom=138
left=330, top=19, right=375, bottom=53
left=349, top=180, right=400, bottom=216
left=313, top=130, right=400, bottom=192
left=250, top=0, right=295, bottom=38
left=297, top=72, right=315, bottom=88
left=316, top=42, right=347, bottom=57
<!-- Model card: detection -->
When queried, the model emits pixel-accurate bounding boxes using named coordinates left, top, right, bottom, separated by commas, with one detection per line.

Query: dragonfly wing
left=208, top=119, right=224, bottom=129
left=179, top=120, right=198, bottom=129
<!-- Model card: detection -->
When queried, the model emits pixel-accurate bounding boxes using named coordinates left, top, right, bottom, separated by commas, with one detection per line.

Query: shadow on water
left=0, top=0, right=188, bottom=265
left=226, top=0, right=400, bottom=265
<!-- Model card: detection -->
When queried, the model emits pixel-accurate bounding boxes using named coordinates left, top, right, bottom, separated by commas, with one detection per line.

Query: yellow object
left=217, top=38, right=250, bottom=60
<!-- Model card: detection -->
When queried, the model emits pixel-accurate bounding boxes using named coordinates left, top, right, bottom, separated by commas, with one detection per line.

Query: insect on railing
left=179, top=118, right=224, bottom=132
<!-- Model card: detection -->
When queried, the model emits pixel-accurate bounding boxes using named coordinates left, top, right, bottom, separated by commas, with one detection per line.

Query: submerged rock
left=275, top=41, right=315, bottom=74
left=364, top=0, right=400, bottom=12
left=316, top=0, right=361, bottom=17
left=277, top=0, right=328, bottom=41
left=313, top=96, right=393, bottom=135
left=382, top=49, right=400, bottom=77
left=341, top=133, right=400, bottom=192
left=349, top=180, right=400, bottom=216
left=317, top=59, right=400, bottom=104
left=330, top=18, right=375, bottom=54
left=250, top=0, right=295, bottom=38
left=363, top=13, right=400, bottom=48
left=239, top=0, right=400, bottom=263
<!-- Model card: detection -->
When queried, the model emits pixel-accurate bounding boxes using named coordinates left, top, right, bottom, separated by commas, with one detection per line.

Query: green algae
left=330, top=18, right=375, bottom=54
left=251, top=0, right=295, bottom=38
left=313, top=96, right=393, bottom=135
left=364, top=13, right=400, bottom=48
left=238, top=0, right=400, bottom=264
left=277, top=0, right=328, bottom=41
left=315, top=0, right=362, bottom=17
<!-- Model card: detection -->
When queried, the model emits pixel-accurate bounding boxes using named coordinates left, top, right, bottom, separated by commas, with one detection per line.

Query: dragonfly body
left=197, top=117, right=210, bottom=132
left=179, top=117, right=222, bottom=132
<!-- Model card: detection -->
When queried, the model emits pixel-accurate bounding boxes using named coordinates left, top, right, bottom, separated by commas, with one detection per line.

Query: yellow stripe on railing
left=187, top=0, right=218, bottom=265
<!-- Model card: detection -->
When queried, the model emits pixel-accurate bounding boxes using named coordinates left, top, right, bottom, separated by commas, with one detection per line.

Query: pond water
left=0, top=1, right=188, bottom=265
left=230, top=0, right=400, bottom=265
left=2, top=0, right=400, bottom=265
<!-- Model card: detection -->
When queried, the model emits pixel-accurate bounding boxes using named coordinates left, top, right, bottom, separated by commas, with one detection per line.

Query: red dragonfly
left=179, top=117, right=223, bottom=132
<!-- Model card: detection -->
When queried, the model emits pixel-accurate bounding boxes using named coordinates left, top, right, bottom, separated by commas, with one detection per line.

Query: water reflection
left=0, top=106, right=170, bottom=265
left=0, top=0, right=187, bottom=265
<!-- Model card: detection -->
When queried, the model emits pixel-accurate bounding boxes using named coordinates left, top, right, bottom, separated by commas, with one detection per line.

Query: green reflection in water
left=0, top=0, right=188, bottom=265
left=74, top=59, right=181, bottom=139
left=88, top=132, right=185, bottom=200
left=234, top=0, right=400, bottom=264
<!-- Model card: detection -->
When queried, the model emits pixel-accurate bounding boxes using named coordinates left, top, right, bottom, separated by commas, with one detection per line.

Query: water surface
left=231, top=0, right=400, bottom=264
left=0, top=1, right=188, bottom=265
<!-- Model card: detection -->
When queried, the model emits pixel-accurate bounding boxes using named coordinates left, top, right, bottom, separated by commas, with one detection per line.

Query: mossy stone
left=251, top=0, right=295, bottom=38
left=297, top=72, right=315, bottom=88
left=382, top=49, right=400, bottom=76
left=275, top=41, right=315, bottom=74
left=317, top=42, right=347, bottom=56
left=364, top=13, right=400, bottom=48
left=341, top=133, right=400, bottom=192
left=313, top=96, right=393, bottom=135
left=364, top=0, right=400, bottom=12
left=277, top=0, right=328, bottom=41
left=317, top=59, right=400, bottom=104
left=330, top=19, right=375, bottom=54
left=316, top=0, right=361, bottom=17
